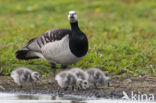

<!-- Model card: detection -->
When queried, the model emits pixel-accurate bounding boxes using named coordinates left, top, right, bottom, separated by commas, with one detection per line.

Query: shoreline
left=0, top=75, right=156, bottom=99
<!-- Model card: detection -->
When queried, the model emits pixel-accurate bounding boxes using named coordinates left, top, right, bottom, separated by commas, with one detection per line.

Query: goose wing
left=26, top=29, right=72, bottom=52
left=16, top=29, right=72, bottom=60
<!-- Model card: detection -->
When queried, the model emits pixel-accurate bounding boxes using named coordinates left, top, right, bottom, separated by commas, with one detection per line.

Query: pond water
left=0, top=93, right=155, bottom=103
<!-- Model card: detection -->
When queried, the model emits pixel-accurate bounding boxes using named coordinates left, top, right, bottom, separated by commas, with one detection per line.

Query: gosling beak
left=64, top=87, right=68, bottom=91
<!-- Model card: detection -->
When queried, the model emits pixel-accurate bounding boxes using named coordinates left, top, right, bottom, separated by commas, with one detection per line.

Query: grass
left=0, top=0, right=156, bottom=77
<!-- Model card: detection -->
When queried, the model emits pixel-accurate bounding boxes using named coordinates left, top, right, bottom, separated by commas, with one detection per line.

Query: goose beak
left=68, top=11, right=78, bottom=23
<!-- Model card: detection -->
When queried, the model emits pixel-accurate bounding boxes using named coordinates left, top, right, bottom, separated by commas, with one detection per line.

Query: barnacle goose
left=86, top=68, right=110, bottom=89
left=10, top=67, right=40, bottom=88
left=16, top=11, right=88, bottom=76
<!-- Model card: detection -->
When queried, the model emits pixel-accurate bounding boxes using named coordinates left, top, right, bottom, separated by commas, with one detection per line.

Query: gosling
left=10, top=67, right=40, bottom=88
left=86, top=68, right=110, bottom=89
left=69, top=67, right=89, bottom=89
left=55, top=71, right=77, bottom=91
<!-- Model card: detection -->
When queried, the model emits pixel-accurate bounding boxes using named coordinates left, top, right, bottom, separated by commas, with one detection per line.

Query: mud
left=0, top=75, right=156, bottom=99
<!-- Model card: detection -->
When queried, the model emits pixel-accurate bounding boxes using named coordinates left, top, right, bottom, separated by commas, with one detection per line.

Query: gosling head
left=76, top=79, right=89, bottom=90
left=82, top=80, right=89, bottom=89
left=76, top=79, right=83, bottom=89
left=103, top=77, right=111, bottom=87
left=31, top=72, right=40, bottom=81
left=68, top=11, right=78, bottom=23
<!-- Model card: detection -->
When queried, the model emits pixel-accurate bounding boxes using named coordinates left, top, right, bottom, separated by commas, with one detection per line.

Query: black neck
left=70, top=21, right=80, bottom=31
left=69, top=21, right=88, bottom=57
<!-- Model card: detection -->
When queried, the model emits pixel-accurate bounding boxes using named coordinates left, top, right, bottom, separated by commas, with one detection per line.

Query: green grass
left=0, top=0, right=156, bottom=77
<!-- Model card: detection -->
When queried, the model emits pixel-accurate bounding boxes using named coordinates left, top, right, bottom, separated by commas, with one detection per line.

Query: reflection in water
left=0, top=93, right=85, bottom=103
left=0, top=93, right=155, bottom=103
left=17, top=95, right=39, bottom=100
left=51, top=96, right=56, bottom=100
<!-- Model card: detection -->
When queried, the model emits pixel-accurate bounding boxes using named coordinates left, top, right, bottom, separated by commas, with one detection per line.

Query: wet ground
left=0, top=75, right=156, bottom=99
left=0, top=92, right=155, bottom=103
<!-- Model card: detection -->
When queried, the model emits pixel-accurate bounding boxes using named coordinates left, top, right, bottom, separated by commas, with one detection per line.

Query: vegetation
left=0, top=0, right=156, bottom=77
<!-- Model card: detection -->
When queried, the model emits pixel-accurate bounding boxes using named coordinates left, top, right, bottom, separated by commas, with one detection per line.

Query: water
left=0, top=93, right=155, bottom=103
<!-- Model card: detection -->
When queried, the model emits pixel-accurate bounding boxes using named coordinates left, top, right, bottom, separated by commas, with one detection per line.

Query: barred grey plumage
left=16, top=11, right=88, bottom=77
left=27, top=29, right=72, bottom=50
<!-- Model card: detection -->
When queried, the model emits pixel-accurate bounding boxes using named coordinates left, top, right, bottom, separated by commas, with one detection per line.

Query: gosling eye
left=84, top=82, right=88, bottom=85
left=35, top=73, right=39, bottom=75
left=35, top=73, right=39, bottom=77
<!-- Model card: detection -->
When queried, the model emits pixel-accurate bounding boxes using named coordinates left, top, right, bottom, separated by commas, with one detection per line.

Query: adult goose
left=16, top=11, right=88, bottom=76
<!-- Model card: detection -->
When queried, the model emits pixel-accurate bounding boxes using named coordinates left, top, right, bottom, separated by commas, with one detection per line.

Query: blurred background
left=0, top=0, right=156, bottom=77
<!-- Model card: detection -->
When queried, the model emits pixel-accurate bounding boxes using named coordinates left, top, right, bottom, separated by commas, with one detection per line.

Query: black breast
left=69, top=32, right=88, bottom=57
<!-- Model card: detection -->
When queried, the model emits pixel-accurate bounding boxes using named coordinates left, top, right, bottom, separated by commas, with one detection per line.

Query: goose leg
left=61, top=64, right=68, bottom=69
left=72, top=85, right=74, bottom=91
left=51, top=63, right=56, bottom=77
left=77, top=87, right=80, bottom=91
left=31, top=82, right=34, bottom=90
left=58, top=87, right=61, bottom=92
left=19, top=85, right=23, bottom=89
left=94, top=83, right=98, bottom=89
left=64, top=87, right=68, bottom=91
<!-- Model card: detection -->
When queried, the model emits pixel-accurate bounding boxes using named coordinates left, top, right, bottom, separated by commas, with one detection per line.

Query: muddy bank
left=0, top=75, right=156, bottom=99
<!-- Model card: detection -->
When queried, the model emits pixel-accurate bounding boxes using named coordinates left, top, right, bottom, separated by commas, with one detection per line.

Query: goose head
left=68, top=11, right=78, bottom=23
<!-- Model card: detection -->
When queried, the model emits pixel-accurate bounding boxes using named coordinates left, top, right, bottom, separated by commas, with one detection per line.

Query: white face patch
left=68, top=11, right=78, bottom=23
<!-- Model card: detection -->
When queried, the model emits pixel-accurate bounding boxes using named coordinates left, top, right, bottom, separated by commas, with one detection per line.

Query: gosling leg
left=94, top=83, right=98, bottom=89
left=19, top=85, right=23, bottom=89
left=51, top=63, right=56, bottom=77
